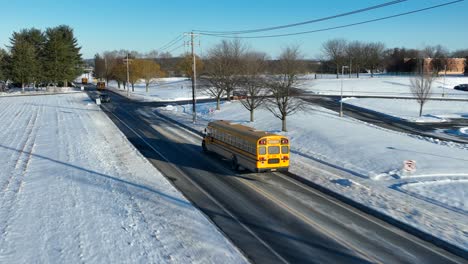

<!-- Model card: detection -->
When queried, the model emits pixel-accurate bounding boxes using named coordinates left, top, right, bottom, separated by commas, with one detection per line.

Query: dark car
left=99, top=94, right=111, bottom=103
left=454, top=84, right=468, bottom=91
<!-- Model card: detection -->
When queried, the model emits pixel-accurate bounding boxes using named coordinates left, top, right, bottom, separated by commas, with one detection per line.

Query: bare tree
left=346, top=41, right=364, bottom=78
left=410, top=62, right=434, bottom=117
left=158, top=51, right=172, bottom=59
left=102, top=51, right=118, bottom=84
left=322, top=39, right=347, bottom=78
left=238, top=51, right=268, bottom=122
left=265, top=45, right=306, bottom=132
left=422, top=46, right=436, bottom=58
left=94, top=53, right=106, bottom=80
left=430, top=45, right=449, bottom=76
left=199, top=78, right=225, bottom=110
left=203, top=39, right=247, bottom=108
left=364, top=42, right=385, bottom=77
left=145, top=49, right=159, bottom=59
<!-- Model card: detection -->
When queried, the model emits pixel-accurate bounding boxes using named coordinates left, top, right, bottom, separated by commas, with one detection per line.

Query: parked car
left=99, top=94, right=111, bottom=103
left=454, top=84, right=468, bottom=91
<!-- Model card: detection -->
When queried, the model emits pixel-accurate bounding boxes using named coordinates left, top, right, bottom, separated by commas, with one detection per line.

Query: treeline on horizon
left=0, top=25, right=82, bottom=91
left=92, top=39, right=468, bottom=81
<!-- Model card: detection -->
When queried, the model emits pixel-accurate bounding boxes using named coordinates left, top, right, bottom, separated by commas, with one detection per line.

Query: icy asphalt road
left=95, top=89, right=467, bottom=264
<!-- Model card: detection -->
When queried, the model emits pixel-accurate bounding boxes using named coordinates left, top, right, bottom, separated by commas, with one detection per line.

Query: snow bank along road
left=94, top=89, right=467, bottom=263
left=0, top=93, right=247, bottom=263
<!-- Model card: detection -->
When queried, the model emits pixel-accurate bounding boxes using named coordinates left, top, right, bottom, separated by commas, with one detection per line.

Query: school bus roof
left=208, top=120, right=281, bottom=141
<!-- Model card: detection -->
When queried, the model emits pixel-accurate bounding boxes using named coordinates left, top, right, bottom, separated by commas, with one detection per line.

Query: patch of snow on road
left=460, top=127, right=468, bottom=136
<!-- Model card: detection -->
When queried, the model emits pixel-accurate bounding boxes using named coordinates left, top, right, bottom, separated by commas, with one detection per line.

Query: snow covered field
left=133, top=75, right=468, bottom=251
left=299, top=74, right=468, bottom=98
left=108, top=78, right=212, bottom=102
left=344, top=97, right=468, bottom=124
left=0, top=93, right=246, bottom=263
left=0, top=87, right=81, bottom=97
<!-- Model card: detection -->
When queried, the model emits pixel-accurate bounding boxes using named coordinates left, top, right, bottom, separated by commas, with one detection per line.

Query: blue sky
left=0, top=0, right=466, bottom=59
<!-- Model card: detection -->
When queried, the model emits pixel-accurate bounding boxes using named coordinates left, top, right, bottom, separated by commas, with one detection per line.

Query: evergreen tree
left=0, top=48, right=7, bottom=81
left=9, top=33, right=37, bottom=91
left=21, top=29, right=46, bottom=86
left=42, top=25, right=82, bottom=86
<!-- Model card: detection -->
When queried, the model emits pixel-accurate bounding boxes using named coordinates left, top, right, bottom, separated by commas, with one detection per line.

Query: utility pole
left=185, top=32, right=199, bottom=123
left=126, top=53, right=130, bottom=97
left=340, top=65, right=349, bottom=117
left=104, top=57, right=107, bottom=84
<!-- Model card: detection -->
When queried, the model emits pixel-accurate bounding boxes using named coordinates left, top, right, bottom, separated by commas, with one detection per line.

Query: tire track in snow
left=0, top=99, right=33, bottom=190
left=60, top=105, right=86, bottom=264
left=39, top=95, right=88, bottom=263
left=90, top=111, right=170, bottom=262
left=98, top=130, right=162, bottom=263
left=0, top=99, right=41, bottom=256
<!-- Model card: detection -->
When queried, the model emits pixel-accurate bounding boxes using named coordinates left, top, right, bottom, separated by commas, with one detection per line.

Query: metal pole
left=340, top=66, right=344, bottom=117
left=349, top=58, right=352, bottom=78
left=442, top=65, right=446, bottom=97
left=126, top=53, right=129, bottom=97
left=191, top=32, right=197, bottom=123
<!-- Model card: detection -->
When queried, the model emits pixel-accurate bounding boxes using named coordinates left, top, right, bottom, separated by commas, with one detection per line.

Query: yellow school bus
left=97, top=81, right=106, bottom=91
left=202, top=120, right=290, bottom=172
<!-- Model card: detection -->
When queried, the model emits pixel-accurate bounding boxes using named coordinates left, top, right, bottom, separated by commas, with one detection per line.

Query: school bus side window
left=259, top=146, right=266, bottom=155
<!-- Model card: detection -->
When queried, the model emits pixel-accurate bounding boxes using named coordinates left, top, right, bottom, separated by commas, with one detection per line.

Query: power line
left=199, top=0, right=463, bottom=39
left=194, top=0, right=408, bottom=35
left=167, top=44, right=184, bottom=54
left=158, top=34, right=184, bottom=51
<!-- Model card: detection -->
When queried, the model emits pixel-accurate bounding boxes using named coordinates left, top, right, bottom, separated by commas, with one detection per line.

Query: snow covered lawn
left=0, top=93, right=246, bottom=263
left=343, top=98, right=468, bottom=123
left=299, top=75, right=468, bottom=98
left=154, top=99, right=468, bottom=252
left=107, top=78, right=212, bottom=102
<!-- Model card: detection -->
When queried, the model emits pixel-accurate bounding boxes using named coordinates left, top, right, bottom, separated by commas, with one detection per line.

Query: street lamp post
left=340, top=65, right=349, bottom=117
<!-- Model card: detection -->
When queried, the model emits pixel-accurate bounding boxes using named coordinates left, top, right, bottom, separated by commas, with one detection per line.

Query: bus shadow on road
left=128, top=136, right=259, bottom=181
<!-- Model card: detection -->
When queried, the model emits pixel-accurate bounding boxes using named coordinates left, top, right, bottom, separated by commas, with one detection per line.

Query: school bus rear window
left=259, top=146, right=266, bottom=155
left=268, top=146, right=280, bottom=154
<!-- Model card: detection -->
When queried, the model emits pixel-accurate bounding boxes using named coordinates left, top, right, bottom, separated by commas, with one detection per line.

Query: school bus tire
left=231, top=155, right=239, bottom=171
left=202, top=140, right=208, bottom=153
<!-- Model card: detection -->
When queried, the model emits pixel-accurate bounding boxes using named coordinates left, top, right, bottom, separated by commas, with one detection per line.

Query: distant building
left=403, top=57, right=465, bottom=75
left=425, top=58, right=465, bottom=75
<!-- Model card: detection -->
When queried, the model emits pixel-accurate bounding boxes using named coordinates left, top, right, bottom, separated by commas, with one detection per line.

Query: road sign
left=403, top=160, right=416, bottom=172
